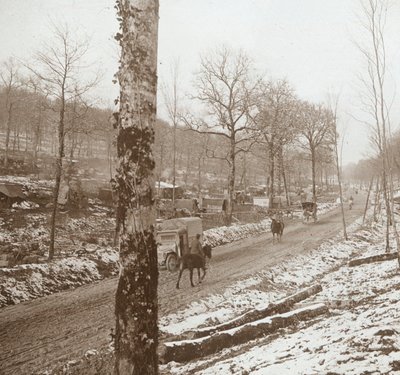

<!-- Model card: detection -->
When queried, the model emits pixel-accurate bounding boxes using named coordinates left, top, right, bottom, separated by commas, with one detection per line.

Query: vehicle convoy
left=156, top=217, right=203, bottom=272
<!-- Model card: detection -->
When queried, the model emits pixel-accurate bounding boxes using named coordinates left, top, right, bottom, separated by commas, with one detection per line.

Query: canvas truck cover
left=158, top=217, right=203, bottom=242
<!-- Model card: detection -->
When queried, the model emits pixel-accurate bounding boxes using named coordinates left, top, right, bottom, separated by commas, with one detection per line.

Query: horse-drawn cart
left=266, top=196, right=317, bottom=222
left=156, top=217, right=203, bottom=272
left=266, top=196, right=301, bottom=219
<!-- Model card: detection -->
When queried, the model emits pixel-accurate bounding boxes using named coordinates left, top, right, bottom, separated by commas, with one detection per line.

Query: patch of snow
left=160, top=211, right=400, bottom=375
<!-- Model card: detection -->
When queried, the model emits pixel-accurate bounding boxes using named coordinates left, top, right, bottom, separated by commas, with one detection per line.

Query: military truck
left=156, top=217, right=203, bottom=272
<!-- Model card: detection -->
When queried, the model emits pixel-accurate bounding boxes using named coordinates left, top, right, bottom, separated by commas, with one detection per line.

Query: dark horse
left=271, top=218, right=284, bottom=243
left=176, top=244, right=212, bottom=289
left=302, top=202, right=317, bottom=222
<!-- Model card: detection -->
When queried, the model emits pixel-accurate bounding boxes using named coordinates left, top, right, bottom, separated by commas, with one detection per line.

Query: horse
left=176, top=244, right=212, bottom=289
left=302, top=202, right=317, bottom=222
left=271, top=218, right=284, bottom=243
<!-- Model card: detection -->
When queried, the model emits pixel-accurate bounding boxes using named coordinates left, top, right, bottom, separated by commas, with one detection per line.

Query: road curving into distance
left=0, top=193, right=366, bottom=374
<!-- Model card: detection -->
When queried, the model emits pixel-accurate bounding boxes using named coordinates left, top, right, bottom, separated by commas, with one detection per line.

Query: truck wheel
left=166, top=254, right=178, bottom=272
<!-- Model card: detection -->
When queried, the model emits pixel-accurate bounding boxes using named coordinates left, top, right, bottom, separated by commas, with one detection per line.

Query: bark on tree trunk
left=349, top=252, right=399, bottom=267
left=280, top=148, right=290, bottom=206
left=268, top=143, right=275, bottom=209
left=113, top=1, right=159, bottom=374
left=363, top=177, right=374, bottom=225
left=225, top=136, right=236, bottom=225
left=387, top=162, right=400, bottom=266
left=4, top=102, right=13, bottom=168
left=311, top=146, right=317, bottom=221
left=382, top=170, right=391, bottom=252
left=373, top=177, right=380, bottom=222
left=333, top=124, right=347, bottom=240
left=49, top=90, right=66, bottom=260
left=197, top=156, right=202, bottom=197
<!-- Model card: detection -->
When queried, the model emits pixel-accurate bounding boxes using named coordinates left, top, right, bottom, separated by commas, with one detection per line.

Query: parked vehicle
left=156, top=217, right=203, bottom=272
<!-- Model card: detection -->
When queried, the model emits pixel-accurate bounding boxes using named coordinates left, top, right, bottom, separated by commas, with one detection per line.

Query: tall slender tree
left=28, top=24, right=98, bottom=259
left=328, top=94, right=348, bottom=240
left=162, top=61, right=180, bottom=206
left=0, top=58, right=21, bottom=168
left=113, top=0, right=159, bottom=373
left=357, top=0, right=399, bottom=258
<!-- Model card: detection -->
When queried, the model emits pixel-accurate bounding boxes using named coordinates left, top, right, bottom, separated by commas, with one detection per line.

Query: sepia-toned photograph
left=1, top=1, right=400, bottom=374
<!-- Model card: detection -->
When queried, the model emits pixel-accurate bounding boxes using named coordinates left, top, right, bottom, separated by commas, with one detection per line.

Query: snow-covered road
left=0, top=195, right=365, bottom=374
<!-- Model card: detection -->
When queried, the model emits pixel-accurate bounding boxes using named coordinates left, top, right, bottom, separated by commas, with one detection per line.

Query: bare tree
left=162, top=61, right=181, bottom=205
left=27, top=24, right=98, bottom=259
left=253, top=79, right=298, bottom=209
left=26, top=77, right=49, bottom=170
left=298, top=101, right=335, bottom=219
left=357, top=0, right=399, bottom=257
left=183, top=47, right=261, bottom=224
left=0, top=58, right=21, bottom=168
left=328, top=94, right=348, bottom=240
left=112, top=0, right=159, bottom=373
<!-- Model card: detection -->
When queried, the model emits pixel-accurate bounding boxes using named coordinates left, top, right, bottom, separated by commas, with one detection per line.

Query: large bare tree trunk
left=4, top=102, right=13, bottom=168
left=279, top=147, right=290, bottom=206
left=331, top=101, right=347, bottom=240
left=363, top=177, right=374, bottom=225
left=311, top=146, right=317, bottom=220
left=373, top=177, right=380, bottom=222
left=268, top=143, right=275, bottom=209
left=49, top=88, right=66, bottom=260
left=226, top=137, right=236, bottom=225
left=113, top=1, right=159, bottom=374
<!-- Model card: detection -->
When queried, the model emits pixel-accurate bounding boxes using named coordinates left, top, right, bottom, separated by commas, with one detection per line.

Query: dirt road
left=0, top=194, right=365, bottom=374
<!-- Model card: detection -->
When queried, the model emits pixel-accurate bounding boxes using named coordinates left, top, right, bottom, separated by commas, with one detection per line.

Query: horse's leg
left=197, top=267, right=201, bottom=283
left=201, top=266, right=206, bottom=281
left=176, top=268, right=183, bottom=289
left=190, top=268, right=195, bottom=287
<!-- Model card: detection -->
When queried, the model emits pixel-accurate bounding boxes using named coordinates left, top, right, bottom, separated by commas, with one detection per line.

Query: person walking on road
left=190, top=233, right=204, bottom=258
left=349, top=195, right=354, bottom=210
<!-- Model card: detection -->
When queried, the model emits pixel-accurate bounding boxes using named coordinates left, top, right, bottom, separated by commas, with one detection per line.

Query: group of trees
left=178, top=47, right=337, bottom=224
left=345, top=0, right=400, bottom=256
left=0, top=60, right=113, bottom=170
left=0, top=35, right=340, bottom=231
left=0, top=27, right=114, bottom=259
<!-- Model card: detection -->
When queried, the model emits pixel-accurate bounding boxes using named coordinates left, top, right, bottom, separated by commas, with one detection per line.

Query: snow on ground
left=160, top=217, right=400, bottom=375
left=0, top=204, right=335, bottom=308
left=203, top=220, right=270, bottom=248
left=0, top=246, right=119, bottom=307
left=159, top=215, right=359, bottom=337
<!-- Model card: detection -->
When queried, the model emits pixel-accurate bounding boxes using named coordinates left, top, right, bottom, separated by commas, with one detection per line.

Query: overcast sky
left=1, top=0, right=400, bottom=165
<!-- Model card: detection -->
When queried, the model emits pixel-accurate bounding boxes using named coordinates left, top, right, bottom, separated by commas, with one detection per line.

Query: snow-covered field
left=0, top=245, right=119, bottom=307
left=160, top=218, right=400, bottom=375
